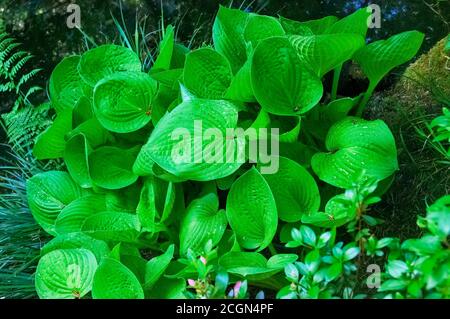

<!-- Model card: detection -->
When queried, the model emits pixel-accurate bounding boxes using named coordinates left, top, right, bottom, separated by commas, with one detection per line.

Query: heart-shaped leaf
left=49, top=56, right=91, bottom=113
left=226, top=167, right=277, bottom=251
left=35, top=248, right=97, bottom=299
left=93, top=71, right=157, bottom=133
left=55, top=195, right=107, bottom=234
left=26, top=171, right=82, bottom=235
left=64, top=134, right=92, bottom=188
left=225, top=45, right=255, bottom=102
left=180, top=192, right=227, bottom=255
left=281, top=15, right=337, bottom=35
left=82, top=211, right=141, bottom=243
left=212, top=5, right=249, bottom=73
left=326, top=7, right=371, bottom=37
left=33, top=110, right=72, bottom=160
left=78, top=44, right=142, bottom=87
left=251, top=36, right=323, bottom=115
left=354, top=30, right=424, bottom=85
left=89, top=146, right=139, bottom=190
left=243, top=14, right=285, bottom=46
left=183, top=47, right=232, bottom=99
left=289, top=33, right=365, bottom=77
left=144, top=244, right=175, bottom=289
left=134, top=97, right=244, bottom=181
left=41, top=232, right=110, bottom=262
left=92, top=257, right=144, bottom=299
left=260, top=157, right=320, bottom=222
left=311, top=117, right=398, bottom=188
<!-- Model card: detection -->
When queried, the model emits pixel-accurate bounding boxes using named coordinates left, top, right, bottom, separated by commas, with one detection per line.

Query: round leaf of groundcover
left=243, top=14, right=285, bottom=46
left=226, top=167, right=277, bottom=251
left=89, top=146, right=139, bottom=189
left=260, top=157, right=320, bottom=222
left=49, top=55, right=91, bottom=113
left=92, top=257, right=144, bottom=299
left=55, top=195, right=107, bottom=234
left=78, top=44, right=142, bottom=87
left=183, top=47, right=232, bottom=99
left=41, top=232, right=110, bottom=262
left=93, top=72, right=157, bottom=133
left=311, top=117, right=398, bottom=189
left=26, top=171, right=82, bottom=235
left=35, top=248, right=97, bottom=299
left=134, top=98, right=244, bottom=181
left=251, top=36, right=323, bottom=116
left=180, top=192, right=227, bottom=255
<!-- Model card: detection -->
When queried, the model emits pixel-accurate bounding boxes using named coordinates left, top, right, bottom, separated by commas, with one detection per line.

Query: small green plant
left=21, top=6, right=429, bottom=299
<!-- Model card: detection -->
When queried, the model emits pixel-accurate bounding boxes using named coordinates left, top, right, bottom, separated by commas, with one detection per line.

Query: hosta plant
left=26, top=6, right=426, bottom=299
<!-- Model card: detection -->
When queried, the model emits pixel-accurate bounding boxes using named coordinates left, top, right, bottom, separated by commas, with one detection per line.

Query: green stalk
left=355, top=81, right=378, bottom=117
left=331, top=64, right=343, bottom=101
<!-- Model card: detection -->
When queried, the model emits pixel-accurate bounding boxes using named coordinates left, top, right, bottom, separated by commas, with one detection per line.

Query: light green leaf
left=134, top=97, right=244, bottom=181
left=151, top=25, right=175, bottom=72
left=89, top=146, right=139, bottom=190
left=353, top=31, right=424, bottom=85
left=244, top=14, right=285, bottom=46
left=78, top=44, right=142, bottom=87
left=226, top=167, right=277, bottom=251
left=183, top=47, right=232, bottom=99
left=27, top=171, right=82, bottom=235
left=93, top=71, right=157, bottom=133
left=225, top=45, right=255, bottom=102
left=212, top=5, right=249, bottom=73
left=144, top=244, right=175, bottom=289
left=252, top=36, right=323, bottom=115
left=82, top=211, right=141, bottom=243
left=311, top=117, right=398, bottom=188
left=326, top=7, right=371, bottom=37
left=35, top=248, right=97, bottom=299
left=289, top=33, right=365, bottom=77
left=49, top=55, right=91, bottom=113
left=41, top=232, right=110, bottom=262
left=92, top=257, right=144, bottom=299
left=279, top=16, right=314, bottom=35
left=260, top=157, right=320, bottom=222
left=180, top=192, right=227, bottom=255
left=33, top=110, right=72, bottom=160
left=55, top=195, right=107, bottom=234
left=67, top=118, right=111, bottom=148
left=294, top=15, right=338, bottom=34
left=64, top=134, right=92, bottom=188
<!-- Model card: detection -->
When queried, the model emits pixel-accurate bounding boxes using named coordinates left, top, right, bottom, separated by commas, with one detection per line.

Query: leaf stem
left=331, top=64, right=343, bottom=101
left=268, top=243, right=278, bottom=256
left=355, top=81, right=378, bottom=117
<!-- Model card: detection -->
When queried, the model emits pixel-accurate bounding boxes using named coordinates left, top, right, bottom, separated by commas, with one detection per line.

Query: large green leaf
left=92, top=257, right=144, bottom=299
left=219, top=252, right=297, bottom=281
left=151, top=25, right=175, bottom=72
left=326, top=7, right=371, bottom=37
left=243, top=14, right=285, bottom=46
left=41, top=232, right=110, bottom=262
left=33, top=110, right=72, bottom=160
left=289, top=33, right=365, bottom=77
left=78, top=44, right=142, bottom=87
left=93, top=71, right=157, bottom=133
left=183, top=47, right=232, bottom=99
left=55, top=195, right=107, bottom=234
left=260, top=157, right=320, bottom=222
left=180, top=192, right=227, bottom=255
left=311, top=117, right=398, bottom=188
left=89, top=146, right=139, bottom=190
left=225, top=45, right=255, bottom=102
left=64, top=134, right=92, bottom=188
left=226, top=167, right=277, bottom=251
left=251, top=36, right=323, bottom=116
left=353, top=30, right=424, bottom=85
left=82, top=211, right=141, bottom=243
left=27, top=171, right=82, bottom=235
left=134, top=97, right=244, bottom=181
left=212, top=5, right=249, bottom=73
left=49, top=55, right=91, bottom=113
left=295, top=15, right=338, bottom=34
left=144, top=244, right=175, bottom=289
left=67, top=118, right=111, bottom=148
left=35, top=248, right=97, bottom=299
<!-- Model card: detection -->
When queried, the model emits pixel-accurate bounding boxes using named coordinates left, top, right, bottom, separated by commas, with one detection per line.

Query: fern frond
left=15, top=68, right=42, bottom=93
left=4, top=51, right=28, bottom=73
